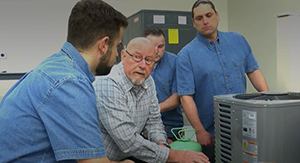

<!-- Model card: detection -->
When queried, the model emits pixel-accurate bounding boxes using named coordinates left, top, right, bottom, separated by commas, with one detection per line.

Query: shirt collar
left=196, top=31, right=221, bottom=49
left=153, top=51, right=166, bottom=69
left=61, top=42, right=95, bottom=82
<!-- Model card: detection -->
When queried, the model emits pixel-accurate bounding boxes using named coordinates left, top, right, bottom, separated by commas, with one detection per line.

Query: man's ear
left=98, top=36, right=110, bottom=55
left=216, top=11, right=220, bottom=21
left=192, top=18, right=195, bottom=28
left=121, top=49, right=126, bottom=61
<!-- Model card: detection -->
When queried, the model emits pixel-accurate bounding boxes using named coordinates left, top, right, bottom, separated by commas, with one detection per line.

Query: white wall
left=228, top=0, right=300, bottom=92
left=0, top=0, right=76, bottom=96
left=0, top=0, right=228, bottom=97
left=0, top=0, right=75, bottom=73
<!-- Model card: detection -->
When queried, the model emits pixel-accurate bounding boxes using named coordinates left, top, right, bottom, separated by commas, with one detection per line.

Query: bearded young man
left=0, top=0, right=132, bottom=163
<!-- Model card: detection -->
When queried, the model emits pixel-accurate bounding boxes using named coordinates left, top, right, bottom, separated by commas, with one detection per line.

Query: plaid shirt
left=93, top=63, right=169, bottom=163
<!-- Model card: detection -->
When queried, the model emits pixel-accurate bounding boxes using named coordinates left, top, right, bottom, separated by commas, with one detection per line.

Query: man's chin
left=131, top=78, right=145, bottom=86
left=155, top=56, right=161, bottom=62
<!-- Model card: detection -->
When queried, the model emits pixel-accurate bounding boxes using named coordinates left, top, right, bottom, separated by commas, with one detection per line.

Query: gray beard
left=129, top=74, right=145, bottom=85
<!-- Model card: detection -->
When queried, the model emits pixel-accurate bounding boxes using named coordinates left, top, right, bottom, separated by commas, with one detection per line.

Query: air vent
left=218, top=104, right=232, bottom=162
left=233, top=92, right=300, bottom=100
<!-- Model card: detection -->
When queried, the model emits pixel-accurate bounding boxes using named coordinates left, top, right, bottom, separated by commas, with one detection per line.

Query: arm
left=167, top=149, right=209, bottom=163
left=159, top=93, right=180, bottom=112
left=247, top=69, right=269, bottom=92
left=42, top=79, right=107, bottom=160
left=159, top=55, right=181, bottom=112
left=77, top=158, right=134, bottom=163
left=180, top=95, right=214, bottom=147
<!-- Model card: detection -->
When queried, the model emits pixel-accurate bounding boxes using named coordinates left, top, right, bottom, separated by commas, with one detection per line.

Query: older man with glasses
left=93, top=37, right=209, bottom=163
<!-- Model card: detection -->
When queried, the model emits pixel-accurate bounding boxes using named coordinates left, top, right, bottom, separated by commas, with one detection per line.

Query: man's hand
left=77, top=158, right=134, bottom=163
left=116, top=160, right=134, bottom=163
left=196, top=130, right=214, bottom=147
left=168, top=150, right=210, bottom=163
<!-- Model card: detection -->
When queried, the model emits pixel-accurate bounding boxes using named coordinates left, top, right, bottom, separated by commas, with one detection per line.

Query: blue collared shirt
left=176, top=31, right=259, bottom=137
left=151, top=51, right=183, bottom=137
left=0, top=42, right=106, bottom=162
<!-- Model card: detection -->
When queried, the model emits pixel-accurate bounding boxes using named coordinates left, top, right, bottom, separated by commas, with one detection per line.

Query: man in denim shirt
left=176, top=0, right=269, bottom=162
left=144, top=26, right=183, bottom=143
left=0, top=0, right=131, bottom=163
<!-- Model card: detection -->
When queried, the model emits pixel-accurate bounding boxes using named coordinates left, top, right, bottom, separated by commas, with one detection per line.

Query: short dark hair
left=67, top=0, right=128, bottom=51
left=143, top=26, right=165, bottom=38
left=192, top=0, right=217, bottom=18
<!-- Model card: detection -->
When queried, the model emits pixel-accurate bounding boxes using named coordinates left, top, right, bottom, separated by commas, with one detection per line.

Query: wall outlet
left=0, top=52, right=7, bottom=59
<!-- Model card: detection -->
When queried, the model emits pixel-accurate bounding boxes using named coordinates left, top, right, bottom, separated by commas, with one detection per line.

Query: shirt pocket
left=232, top=58, right=245, bottom=79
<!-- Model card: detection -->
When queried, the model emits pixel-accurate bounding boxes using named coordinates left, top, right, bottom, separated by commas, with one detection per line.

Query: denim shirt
left=0, top=42, right=106, bottom=162
left=176, top=31, right=259, bottom=137
left=151, top=51, right=183, bottom=137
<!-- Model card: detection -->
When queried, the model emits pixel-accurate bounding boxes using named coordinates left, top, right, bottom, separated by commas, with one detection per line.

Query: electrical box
left=118, top=9, right=196, bottom=63
left=214, top=92, right=300, bottom=163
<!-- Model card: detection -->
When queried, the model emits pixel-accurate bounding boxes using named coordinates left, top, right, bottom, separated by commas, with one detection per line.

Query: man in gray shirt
left=93, top=37, right=209, bottom=163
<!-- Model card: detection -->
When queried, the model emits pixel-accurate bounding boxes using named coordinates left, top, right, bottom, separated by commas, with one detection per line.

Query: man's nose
left=203, top=17, right=209, bottom=24
left=138, top=59, right=146, bottom=68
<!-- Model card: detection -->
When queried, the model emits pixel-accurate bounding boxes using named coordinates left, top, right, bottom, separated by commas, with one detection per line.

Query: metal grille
left=233, top=92, right=300, bottom=100
left=218, top=104, right=232, bottom=163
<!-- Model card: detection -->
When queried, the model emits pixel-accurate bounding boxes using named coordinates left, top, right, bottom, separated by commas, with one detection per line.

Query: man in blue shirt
left=144, top=26, right=183, bottom=143
left=0, top=0, right=131, bottom=163
left=176, top=0, right=269, bottom=162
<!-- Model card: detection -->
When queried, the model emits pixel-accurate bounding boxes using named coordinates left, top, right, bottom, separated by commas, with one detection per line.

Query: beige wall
left=228, top=0, right=300, bottom=92
left=105, top=0, right=228, bottom=31
left=0, top=0, right=228, bottom=97
left=2, top=0, right=299, bottom=97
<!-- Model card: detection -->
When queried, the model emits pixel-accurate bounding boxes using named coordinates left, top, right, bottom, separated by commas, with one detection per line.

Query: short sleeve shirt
left=176, top=31, right=259, bottom=137
left=151, top=51, right=183, bottom=137
left=0, top=42, right=106, bottom=162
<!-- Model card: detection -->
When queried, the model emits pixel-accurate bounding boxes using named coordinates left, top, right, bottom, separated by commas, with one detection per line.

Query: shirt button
left=225, top=76, right=228, bottom=79
left=218, top=52, right=220, bottom=54
left=223, top=63, right=225, bottom=67
left=228, top=89, right=231, bottom=92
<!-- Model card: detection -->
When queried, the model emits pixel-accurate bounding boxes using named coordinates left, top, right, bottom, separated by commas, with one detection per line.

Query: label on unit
left=242, top=110, right=257, bottom=138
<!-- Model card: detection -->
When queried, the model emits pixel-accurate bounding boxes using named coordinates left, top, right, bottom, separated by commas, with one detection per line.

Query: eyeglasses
left=125, top=50, right=155, bottom=65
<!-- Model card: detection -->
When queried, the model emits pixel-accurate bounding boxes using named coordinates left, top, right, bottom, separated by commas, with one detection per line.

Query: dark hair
left=192, top=0, right=217, bottom=18
left=143, top=25, right=165, bottom=38
left=67, top=0, right=128, bottom=51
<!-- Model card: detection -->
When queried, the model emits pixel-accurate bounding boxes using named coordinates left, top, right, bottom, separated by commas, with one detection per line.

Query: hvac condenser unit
left=214, top=92, right=300, bottom=163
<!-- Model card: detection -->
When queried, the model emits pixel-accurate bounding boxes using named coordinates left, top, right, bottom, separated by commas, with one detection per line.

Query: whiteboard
left=0, top=0, right=76, bottom=73
left=276, top=12, right=300, bottom=91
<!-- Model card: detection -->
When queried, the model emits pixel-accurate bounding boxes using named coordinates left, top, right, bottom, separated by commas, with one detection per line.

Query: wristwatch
left=157, top=141, right=170, bottom=148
